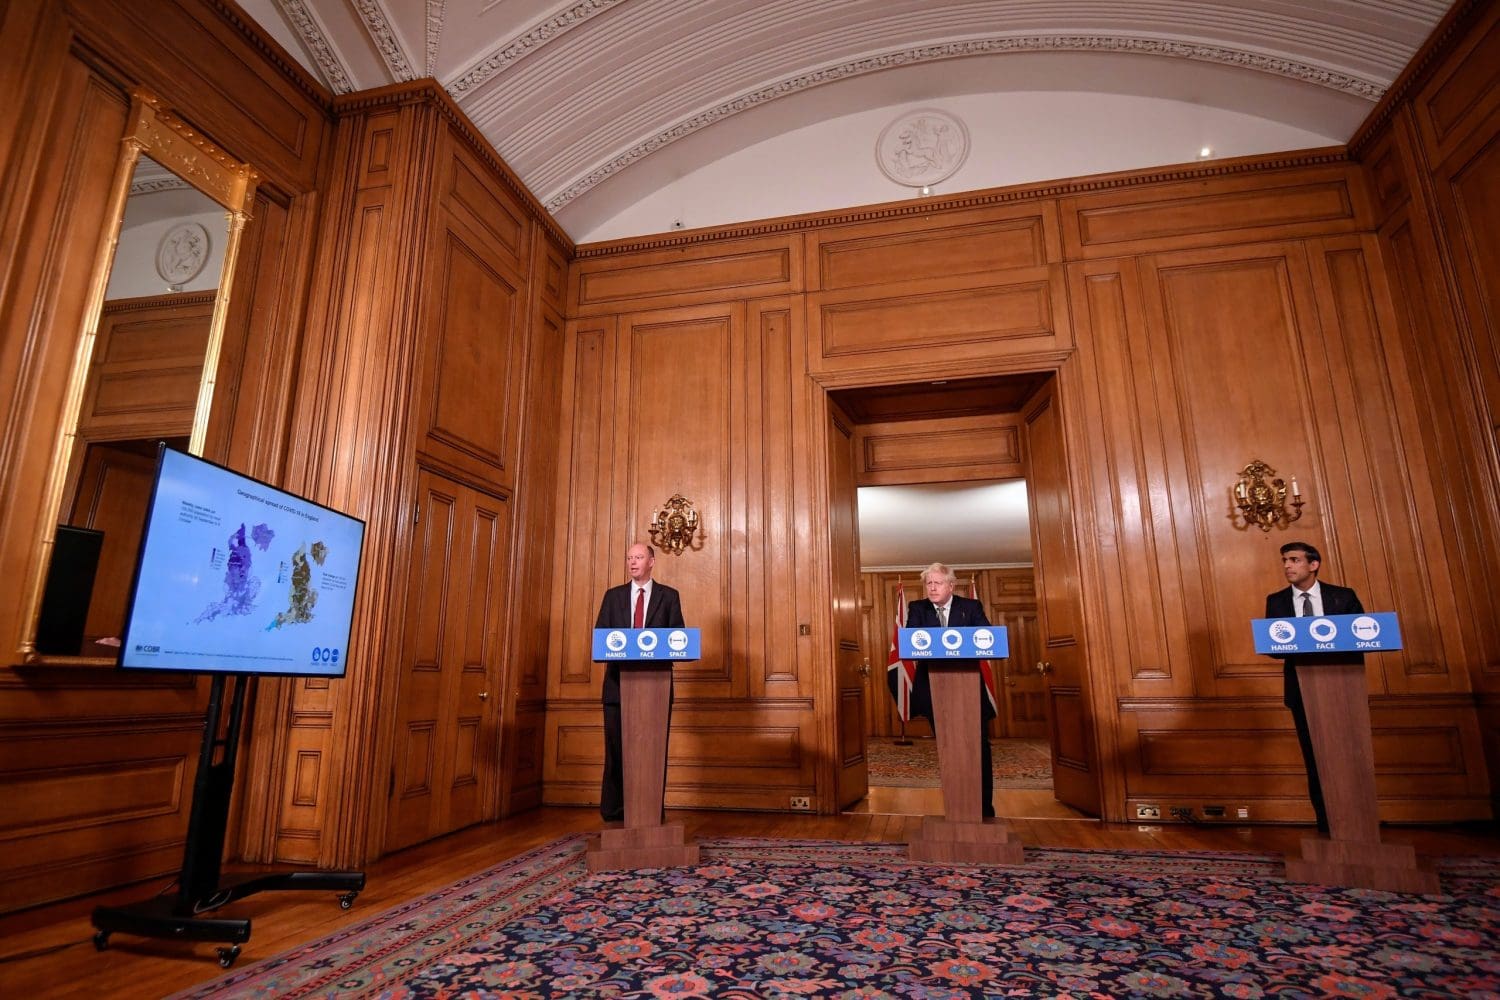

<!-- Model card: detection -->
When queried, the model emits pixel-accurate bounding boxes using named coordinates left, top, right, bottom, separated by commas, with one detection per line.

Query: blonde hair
left=921, top=562, right=956, bottom=586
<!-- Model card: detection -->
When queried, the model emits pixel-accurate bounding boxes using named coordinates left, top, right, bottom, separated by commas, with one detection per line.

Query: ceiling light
left=1199, top=146, right=1213, bottom=158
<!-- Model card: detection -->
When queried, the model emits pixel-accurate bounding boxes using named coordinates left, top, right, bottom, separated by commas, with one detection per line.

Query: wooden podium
left=586, top=661, right=700, bottom=872
left=1283, top=662, right=1439, bottom=894
left=907, top=661, right=1024, bottom=865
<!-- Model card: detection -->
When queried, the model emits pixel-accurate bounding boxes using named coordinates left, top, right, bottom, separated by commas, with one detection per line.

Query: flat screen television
left=118, top=447, right=366, bottom=677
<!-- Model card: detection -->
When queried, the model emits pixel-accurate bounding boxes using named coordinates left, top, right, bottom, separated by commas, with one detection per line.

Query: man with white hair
left=906, top=562, right=996, bottom=818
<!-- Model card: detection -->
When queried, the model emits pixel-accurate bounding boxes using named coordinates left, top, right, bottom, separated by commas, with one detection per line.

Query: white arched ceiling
left=243, top=0, right=1453, bottom=242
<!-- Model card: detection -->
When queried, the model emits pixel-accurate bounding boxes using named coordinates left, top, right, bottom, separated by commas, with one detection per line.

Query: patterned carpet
left=866, top=736, right=1053, bottom=789
left=175, top=835, right=1500, bottom=999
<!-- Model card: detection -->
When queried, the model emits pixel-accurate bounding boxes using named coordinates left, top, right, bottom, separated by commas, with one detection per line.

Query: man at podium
left=907, top=562, right=996, bottom=819
left=595, top=542, right=684, bottom=821
left=1266, top=541, right=1365, bottom=833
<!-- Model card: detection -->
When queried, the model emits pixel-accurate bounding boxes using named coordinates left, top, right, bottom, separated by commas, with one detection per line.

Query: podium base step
left=1284, top=837, right=1440, bottom=894
left=587, top=823, right=701, bottom=872
left=907, top=815, right=1025, bottom=865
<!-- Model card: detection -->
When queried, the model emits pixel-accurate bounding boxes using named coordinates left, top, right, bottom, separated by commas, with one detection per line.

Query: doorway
left=824, top=371, right=1100, bottom=820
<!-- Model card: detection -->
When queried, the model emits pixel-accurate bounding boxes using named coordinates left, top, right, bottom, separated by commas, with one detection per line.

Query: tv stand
left=91, top=674, right=365, bottom=967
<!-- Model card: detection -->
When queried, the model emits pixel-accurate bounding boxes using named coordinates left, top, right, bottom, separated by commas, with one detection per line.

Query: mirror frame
left=19, top=87, right=259, bottom=665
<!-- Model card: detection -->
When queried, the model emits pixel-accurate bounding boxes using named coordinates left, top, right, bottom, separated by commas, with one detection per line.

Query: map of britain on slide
left=121, top=450, right=364, bottom=676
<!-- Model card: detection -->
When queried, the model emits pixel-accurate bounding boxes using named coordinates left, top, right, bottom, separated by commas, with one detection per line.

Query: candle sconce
left=1232, top=460, right=1304, bottom=532
left=648, top=494, right=701, bottom=555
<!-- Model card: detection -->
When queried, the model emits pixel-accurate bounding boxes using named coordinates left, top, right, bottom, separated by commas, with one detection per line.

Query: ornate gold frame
left=18, top=88, right=259, bottom=664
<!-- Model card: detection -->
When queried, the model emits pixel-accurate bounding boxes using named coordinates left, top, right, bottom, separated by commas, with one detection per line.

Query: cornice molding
left=353, top=0, right=417, bottom=82
left=130, top=175, right=192, bottom=196
left=544, top=33, right=1384, bottom=211
left=576, top=147, right=1352, bottom=258
left=102, top=290, right=219, bottom=313
left=448, top=0, right=627, bottom=96
left=1348, top=0, right=1488, bottom=157
left=204, top=0, right=333, bottom=106
left=425, top=0, right=446, bottom=78
left=331, top=81, right=574, bottom=253
left=276, top=0, right=355, bottom=95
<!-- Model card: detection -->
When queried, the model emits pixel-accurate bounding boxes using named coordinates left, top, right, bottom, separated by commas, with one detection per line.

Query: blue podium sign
left=592, top=628, right=701, bottom=661
left=898, top=626, right=1009, bottom=659
left=1251, top=613, right=1403, bottom=655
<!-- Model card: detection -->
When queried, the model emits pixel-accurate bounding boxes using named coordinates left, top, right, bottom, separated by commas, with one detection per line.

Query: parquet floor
left=1, top=803, right=1496, bottom=999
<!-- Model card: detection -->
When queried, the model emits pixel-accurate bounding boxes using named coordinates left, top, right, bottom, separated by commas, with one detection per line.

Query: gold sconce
left=1232, top=460, right=1304, bottom=532
left=648, top=494, right=701, bottom=555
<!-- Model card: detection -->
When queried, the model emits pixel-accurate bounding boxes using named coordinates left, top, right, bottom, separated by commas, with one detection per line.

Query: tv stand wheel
left=93, top=930, right=110, bottom=952
left=217, top=944, right=240, bottom=968
left=338, top=890, right=358, bottom=910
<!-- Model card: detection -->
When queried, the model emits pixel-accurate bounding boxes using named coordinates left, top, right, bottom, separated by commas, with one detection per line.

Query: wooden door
left=1022, top=379, right=1101, bottom=814
left=66, top=440, right=161, bottom=645
left=386, top=469, right=508, bottom=851
left=826, top=402, right=868, bottom=808
left=994, top=608, right=1047, bottom=739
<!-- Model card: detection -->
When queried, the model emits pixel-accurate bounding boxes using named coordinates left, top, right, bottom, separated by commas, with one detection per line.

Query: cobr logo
left=1308, top=618, right=1338, bottom=643
left=636, top=630, right=658, bottom=652
left=667, top=629, right=689, bottom=652
left=941, top=629, right=963, bottom=650
left=972, top=628, right=994, bottom=651
left=1350, top=616, right=1382, bottom=641
left=1268, top=620, right=1296, bottom=643
left=605, top=630, right=627, bottom=652
left=910, top=630, right=932, bottom=652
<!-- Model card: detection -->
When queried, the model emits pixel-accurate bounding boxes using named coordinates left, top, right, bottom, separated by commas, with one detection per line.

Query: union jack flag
left=971, top=578, right=999, bottom=716
left=885, top=581, right=917, bottom=721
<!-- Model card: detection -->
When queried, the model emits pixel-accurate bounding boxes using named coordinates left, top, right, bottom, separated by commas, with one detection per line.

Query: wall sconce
left=648, top=494, right=701, bottom=555
left=1232, top=460, right=1304, bottom=532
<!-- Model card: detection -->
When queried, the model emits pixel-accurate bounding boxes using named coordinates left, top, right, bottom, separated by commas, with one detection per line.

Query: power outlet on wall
left=789, top=796, right=812, bottom=811
left=1135, top=804, right=1161, bottom=820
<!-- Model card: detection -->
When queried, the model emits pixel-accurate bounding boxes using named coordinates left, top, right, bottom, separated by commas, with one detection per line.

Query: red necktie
left=632, top=587, right=645, bottom=629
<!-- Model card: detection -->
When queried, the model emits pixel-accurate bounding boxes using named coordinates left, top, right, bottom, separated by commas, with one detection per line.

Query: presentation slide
left=119, top=449, right=365, bottom=676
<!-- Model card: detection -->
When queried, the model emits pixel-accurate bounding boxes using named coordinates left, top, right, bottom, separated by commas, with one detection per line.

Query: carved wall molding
left=545, top=34, right=1382, bottom=211
left=425, top=0, right=446, bottom=77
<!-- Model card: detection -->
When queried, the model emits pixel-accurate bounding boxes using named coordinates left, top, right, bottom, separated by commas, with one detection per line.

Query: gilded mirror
left=20, top=89, right=258, bottom=664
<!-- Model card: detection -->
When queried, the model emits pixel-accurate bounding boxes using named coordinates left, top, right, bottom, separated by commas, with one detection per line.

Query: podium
left=1283, top=662, right=1438, bottom=893
left=587, top=630, right=700, bottom=872
left=906, top=661, right=1023, bottom=865
left=1252, top=612, right=1438, bottom=894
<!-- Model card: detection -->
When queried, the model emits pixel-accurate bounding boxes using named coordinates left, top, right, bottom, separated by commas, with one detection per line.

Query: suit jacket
left=596, top=580, right=685, bottom=704
left=1265, top=581, right=1364, bottom=705
left=905, top=595, right=995, bottom=721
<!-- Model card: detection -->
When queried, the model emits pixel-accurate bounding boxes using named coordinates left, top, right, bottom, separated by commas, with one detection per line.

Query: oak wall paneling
left=0, top=0, right=334, bottom=911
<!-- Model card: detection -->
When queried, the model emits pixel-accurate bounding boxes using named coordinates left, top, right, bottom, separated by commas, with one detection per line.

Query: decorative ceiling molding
left=130, top=175, right=192, bottom=196
left=573, top=147, right=1351, bottom=257
left=276, top=0, right=355, bottom=94
left=447, top=0, right=628, bottom=96
left=425, top=0, right=446, bottom=78
left=545, top=33, right=1385, bottom=210
left=353, top=0, right=417, bottom=81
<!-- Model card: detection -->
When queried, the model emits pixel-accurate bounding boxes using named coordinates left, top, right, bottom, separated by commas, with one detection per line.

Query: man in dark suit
left=1265, top=540, right=1364, bottom=834
left=595, top=542, right=685, bottom=822
left=907, top=562, right=996, bottom=819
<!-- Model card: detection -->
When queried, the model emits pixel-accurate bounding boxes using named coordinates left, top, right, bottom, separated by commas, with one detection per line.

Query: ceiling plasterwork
left=449, top=0, right=628, bottom=97
left=353, top=0, right=417, bottom=81
left=273, top=0, right=354, bottom=94
left=540, top=32, right=1387, bottom=211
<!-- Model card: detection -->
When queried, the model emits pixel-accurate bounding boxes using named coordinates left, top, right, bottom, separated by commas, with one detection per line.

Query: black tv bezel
left=116, top=444, right=367, bottom=678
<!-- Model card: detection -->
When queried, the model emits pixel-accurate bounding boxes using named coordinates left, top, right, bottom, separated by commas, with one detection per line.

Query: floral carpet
left=175, top=835, right=1500, bottom=999
left=866, top=736, right=1053, bottom=789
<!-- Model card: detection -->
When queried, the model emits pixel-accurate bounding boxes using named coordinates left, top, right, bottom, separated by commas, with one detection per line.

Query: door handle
left=859, top=658, right=871, bottom=678
left=477, top=691, right=489, bottom=700
left=1035, top=661, right=1052, bottom=675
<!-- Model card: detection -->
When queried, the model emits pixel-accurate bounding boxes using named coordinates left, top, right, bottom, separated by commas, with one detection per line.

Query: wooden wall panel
left=806, top=203, right=1057, bottom=291
left=810, top=268, right=1068, bottom=373
left=571, top=235, right=800, bottom=317
left=1060, top=164, right=1365, bottom=259
left=854, top=413, right=1023, bottom=486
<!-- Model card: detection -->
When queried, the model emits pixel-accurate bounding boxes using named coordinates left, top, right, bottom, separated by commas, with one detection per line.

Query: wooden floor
left=1, top=802, right=1496, bottom=999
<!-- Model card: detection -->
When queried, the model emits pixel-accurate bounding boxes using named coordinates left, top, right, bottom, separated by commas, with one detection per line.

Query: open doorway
left=825, top=372, right=1096, bottom=820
